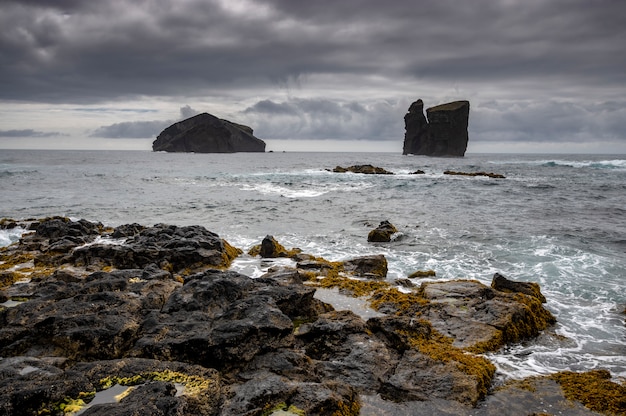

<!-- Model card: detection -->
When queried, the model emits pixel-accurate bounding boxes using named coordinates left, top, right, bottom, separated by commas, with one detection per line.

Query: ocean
left=1, top=149, right=625, bottom=382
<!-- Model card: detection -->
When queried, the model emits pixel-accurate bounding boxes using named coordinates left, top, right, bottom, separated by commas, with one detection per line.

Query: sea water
left=1, top=149, right=624, bottom=381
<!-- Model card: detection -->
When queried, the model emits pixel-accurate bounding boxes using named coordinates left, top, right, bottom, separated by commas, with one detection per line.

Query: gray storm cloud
left=1, top=0, right=625, bottom=147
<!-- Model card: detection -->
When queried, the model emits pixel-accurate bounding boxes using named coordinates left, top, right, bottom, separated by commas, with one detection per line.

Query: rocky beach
left=1, top=217, right=623, bottom=415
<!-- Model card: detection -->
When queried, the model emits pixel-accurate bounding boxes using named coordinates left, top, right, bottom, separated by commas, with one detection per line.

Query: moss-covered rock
left=248, top=235, right=302, bottom=258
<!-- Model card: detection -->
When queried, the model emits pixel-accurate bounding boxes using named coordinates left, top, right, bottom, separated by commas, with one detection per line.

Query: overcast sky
left=1, top=0, right=625, bottom=153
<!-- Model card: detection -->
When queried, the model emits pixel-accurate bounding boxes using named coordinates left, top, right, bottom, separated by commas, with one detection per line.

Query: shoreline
left=1, top=217, right=624, bottom=415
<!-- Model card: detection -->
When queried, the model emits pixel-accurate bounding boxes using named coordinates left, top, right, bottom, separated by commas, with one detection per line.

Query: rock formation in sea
left=332, top=164, right=394, bottom=174
left=152, top=112, right=266, bottom=153
left=367, top=220, right=398, bottom=242
left=403, top=99, right=470, bottom=157
left=1, top=217, right=622, bottom=415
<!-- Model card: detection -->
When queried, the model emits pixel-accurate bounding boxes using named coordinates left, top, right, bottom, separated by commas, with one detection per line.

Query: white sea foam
left=0, top=227, right=26, bottom=248
left=239, top=181, right=374, bottom=198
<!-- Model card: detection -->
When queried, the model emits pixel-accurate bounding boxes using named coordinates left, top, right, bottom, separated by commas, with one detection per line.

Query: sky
left=1, top=0, right=625, bottom=153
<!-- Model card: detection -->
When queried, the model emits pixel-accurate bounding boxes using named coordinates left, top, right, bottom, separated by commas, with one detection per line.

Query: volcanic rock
left=332, top=164, right=394, bottom=174
left=491, top=272, right=546, bottom=302
left=403, top=99, right=470, bottom=157
left=444, top=170, right=506, bottom=179
left=367, top=220, right=398, bottom=242
left=343, top=254, right=388, bottom=279
left=152, top=112, right=265, bottom=153
left=0, top=217, right=580, bottom=414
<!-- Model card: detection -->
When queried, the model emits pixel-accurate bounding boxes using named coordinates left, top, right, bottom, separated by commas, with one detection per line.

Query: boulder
left=367, top=220, right=398, bottom=242
left=419, top=280, right=556, bottom=351
left=491, top=272, right=546, bottom=302
left=152, top=112, right=265, bottom=153
left=403, top=99, right=470, bottom=157
left=69, top=223, right=241, bottom=272
left=247, top=235, right=301, bottom=258
left=295, top=310, right=396, bottom=392
left=343, top=254, right=388, bottom=279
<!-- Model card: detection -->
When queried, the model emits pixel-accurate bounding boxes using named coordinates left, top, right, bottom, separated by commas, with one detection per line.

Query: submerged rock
left=444, top=170, right=506, bottom=179
left=332, top=164, right=394, bottom=174
left=403, top=99, right=470, bottom=157
left=152, top=112, right=265, bottom=153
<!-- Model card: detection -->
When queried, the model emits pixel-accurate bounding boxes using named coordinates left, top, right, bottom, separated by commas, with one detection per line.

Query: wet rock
left=259, top=266, right=304, bottom=285
left=0, top=217, right=565, bottom=414
left=394, top=278, right=415, bottom=288
left=381, top=348, right=487, bottom=405
left=367, top=220, right=398, bottom=242
left=69, top=223, right=240, bottom=272
left=444, top=170, right=506, bottom=179
left=247, top=234, right=301, bottom=258
left=478, top=372, right=622, bottom=415
left=296, top=310, right=395, bottom=393
left=343, top=254, right=388, bottom=279
left=0, top=287, right=143, bottom=360
left=0, top=356, right=92, bottom=416
left=5, top=219, right=241, bottom=274
left=111, top=223, right=145, bottom=238
left=332, top=164, right=394, bottom=174
left=491, top=272, right=546, bottom=302
left=81, top=381, right=184, bottom=416
left=367, top=315, right=431, bottom=351
left=35, top=217, right=102, bottom=240
left=367, top=315, right=494, bottom=406
left=222, top=371, right=360, bottom=416
left=408, top=269, right=436, bottom=278
left=134, top=270, right=330, bottom=370
left=420, top=280, right=556, bottom=351
left=76, top=358, right=222, bottom=415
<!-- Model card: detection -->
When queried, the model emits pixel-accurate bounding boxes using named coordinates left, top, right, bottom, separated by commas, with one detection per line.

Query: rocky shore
left=1, top=218, right=623, bottom=415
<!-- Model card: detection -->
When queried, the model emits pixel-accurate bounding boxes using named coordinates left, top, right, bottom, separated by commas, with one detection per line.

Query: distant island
left=152, top=113, right=266, bottom=153
left=403, top=99, right=469, bottom=157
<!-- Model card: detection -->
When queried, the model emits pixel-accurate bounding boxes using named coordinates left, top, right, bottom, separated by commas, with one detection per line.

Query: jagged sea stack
left=152, top=112, right=265, bottom=153
left=403, top=99, right=469, bottom=157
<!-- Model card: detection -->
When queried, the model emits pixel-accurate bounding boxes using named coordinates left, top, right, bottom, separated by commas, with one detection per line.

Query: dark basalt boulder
left=403, top=99, right=470, bottom=157
left=69, top=223, right=242, bottom=272
left=152, top=112, right=265, bottom=153
left=343, top=254, right=388, bottom=279
left=492, top=272, right=546, bottom=302
left=367, top=220, right=398, bottom=242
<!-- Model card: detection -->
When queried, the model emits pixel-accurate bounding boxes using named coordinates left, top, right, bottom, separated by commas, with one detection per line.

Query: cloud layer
left=1, top=0, right=625, bottom=149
